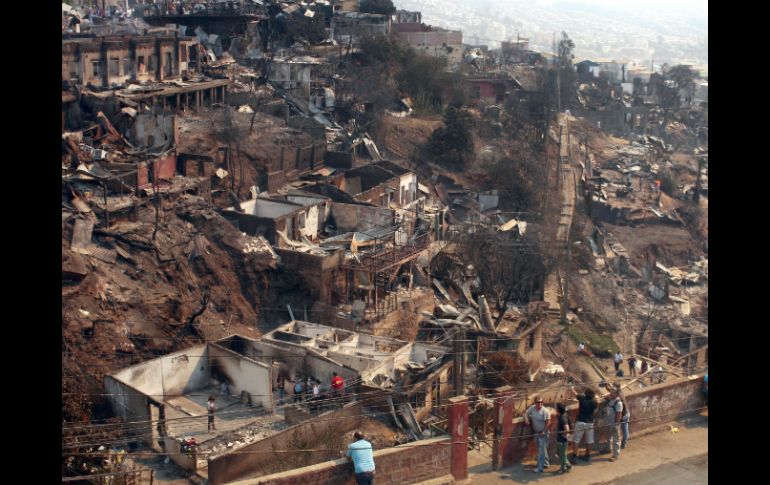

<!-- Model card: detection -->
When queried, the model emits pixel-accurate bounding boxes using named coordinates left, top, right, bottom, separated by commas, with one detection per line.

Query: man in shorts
left=569, top=387, right=597, bottom=462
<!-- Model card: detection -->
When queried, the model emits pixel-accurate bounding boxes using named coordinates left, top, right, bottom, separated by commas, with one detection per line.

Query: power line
left=61, top=405, right=707, bottom=457
left=63, top=369, right=704, bottom=443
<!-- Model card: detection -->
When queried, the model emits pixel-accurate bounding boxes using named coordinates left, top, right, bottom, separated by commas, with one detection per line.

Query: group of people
left=275, top=372, right=346, bottom=407
left=612, top=351, right=644, bottom=378
left=524, top=384, right=630, bottom=474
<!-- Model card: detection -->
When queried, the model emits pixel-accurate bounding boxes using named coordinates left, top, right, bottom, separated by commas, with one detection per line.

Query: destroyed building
left=103, top=332, right=359, bottom=480
left=263, top=321, right=452, bottom=420
left=335, top=160, right=421, bottom=210
left=63, top=2, right=707, bottom=483
left=62, top=34, right=200, bottom=87
left=221, top=192, right=331, bottom=245
left=333, top=11, right=392, bottom=43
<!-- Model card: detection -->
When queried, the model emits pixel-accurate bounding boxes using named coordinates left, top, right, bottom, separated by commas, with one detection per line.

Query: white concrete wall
left=362, top=356, right=397, bottom=382
left=249, top=340, right=308, bottom=383
left=398, top=173, right=417, bottom=206
left=305, top=354, right=358, bottom=388
left=208, top=344, right=272, bottom=409
left=325, top=350, right=379, bottom=372
left=285, top=195, right=326, bottom=206
left=300, top=205, right=319, bottom=240
left=621, top=82, right=634, bottom=94
left=408, top=342, right=448, bottom=362
left=104, top=376, right=153, bottom=443
left=240, top=199, right=299, bottom=218
left=110, top=344, right=210, bottom=397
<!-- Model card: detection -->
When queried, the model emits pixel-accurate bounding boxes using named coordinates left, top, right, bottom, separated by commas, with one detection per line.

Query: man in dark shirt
left=627, top=356, right=637, bottom=377
left=569, top=387, right=597, bottom=462
left=555, top=403, right=573, bottom=474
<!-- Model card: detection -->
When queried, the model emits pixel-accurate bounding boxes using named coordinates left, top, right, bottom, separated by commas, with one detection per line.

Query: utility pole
left=556, top=124, right=562, bottom=190
left=560, top=241, right=570, bottom=324
left=453, top=330, right=462, bottom=396
left=460, top=328, right=466, bottom=393
left=695, top=155, right=704, bottom=204
left=556, top=63, right=562, bottom=114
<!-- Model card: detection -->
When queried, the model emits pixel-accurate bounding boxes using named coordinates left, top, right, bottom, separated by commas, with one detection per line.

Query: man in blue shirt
left=347, top=431, right=375, bottom=484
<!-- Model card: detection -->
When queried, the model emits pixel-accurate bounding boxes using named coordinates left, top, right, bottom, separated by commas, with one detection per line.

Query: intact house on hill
left=466, top=75, right=523, bottom=105
left=393, top=19, right=463, bottom=69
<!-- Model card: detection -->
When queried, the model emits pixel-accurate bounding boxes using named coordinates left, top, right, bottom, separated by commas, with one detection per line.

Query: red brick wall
left=227, top=437, right=451, bottom=485
left=152, top=153, right=177, bottom=181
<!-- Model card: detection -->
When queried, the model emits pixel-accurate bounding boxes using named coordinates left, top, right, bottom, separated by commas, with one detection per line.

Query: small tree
left=359, top=0, right=396, bottom=15
left=396, top=51, right=451, bottom=111
left=427, top=106, right=474, bottom=169
left=557, top=31, right=575, bottom=69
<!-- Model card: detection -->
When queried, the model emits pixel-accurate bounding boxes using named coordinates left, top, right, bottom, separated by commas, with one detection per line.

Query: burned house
left=263, top=321, right=452, bottom=420
left=62, top=106, right=211, bottom=226
left=394, top=10, right=422, bottom=24
left=500, top=39, right=543, bottom=65
left=62, top=34, right=200, bottom=88
left=221, top=192, right=331, bottom=246
left=333, top=11, right=392, bottom=43
left=336, top=160, right=421, bottom=211
left=104, top=333, right=358, bottom=479
left=269, top=56, right=334, bottom=112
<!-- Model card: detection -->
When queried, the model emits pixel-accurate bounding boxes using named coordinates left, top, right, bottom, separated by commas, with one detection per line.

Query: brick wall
left=226, top=437, right=451, bottom=485
left=492, top=375, right=706, bottom=468
left=207, top=402, right=364, bottom=485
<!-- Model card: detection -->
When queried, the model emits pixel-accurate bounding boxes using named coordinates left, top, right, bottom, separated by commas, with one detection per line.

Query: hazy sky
left=501, top=0, right=707, bottom=15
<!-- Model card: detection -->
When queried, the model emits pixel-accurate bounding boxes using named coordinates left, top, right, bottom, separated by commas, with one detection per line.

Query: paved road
left=594, top=453, right=707, bottom=484
left=465, top=415, right=707, bottom=484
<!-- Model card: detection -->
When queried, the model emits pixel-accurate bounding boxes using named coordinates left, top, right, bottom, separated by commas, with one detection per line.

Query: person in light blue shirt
left=347, top=431, right=375, bottom=485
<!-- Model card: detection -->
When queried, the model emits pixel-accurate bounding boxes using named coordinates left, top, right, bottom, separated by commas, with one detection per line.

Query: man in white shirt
left=613, top=352, right=623, bottom=373
left=524, top=397, right=551, bottom=473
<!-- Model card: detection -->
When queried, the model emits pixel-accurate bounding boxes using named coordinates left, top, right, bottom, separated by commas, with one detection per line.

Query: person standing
left=604, top=387, right=624, bottom=462
left=313, top=380, right=321, bottom=398
left=524, top=397, right=551, bottom=473
left=347, top=431, right=375, bottom=485
left=276, top=374, right=286, bottom=404
left=614, top=351, right=623, bottom=373
left=555, top=403, right=572, bottom=474
left=702, top=373, right=708, bottom=405
left=331, top=372, right=345, bottom=400
left=621, top=400, right=631, bottom=449
left=640, top=359, right=649, bottom=376
left=293, top=376, right=304, bottom=403
left=627, top=356, right=637, bottom=377
left=569, top=388, right=597, bottom=462
left=207, top=396, right=216, bottom=432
